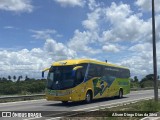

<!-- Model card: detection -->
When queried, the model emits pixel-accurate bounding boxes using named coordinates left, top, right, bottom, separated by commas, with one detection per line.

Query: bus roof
left=52, top=59, right=129, bottom=69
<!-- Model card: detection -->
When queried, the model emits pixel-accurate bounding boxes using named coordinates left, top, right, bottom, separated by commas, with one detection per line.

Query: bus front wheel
left=118, top=89, right=123, bottom=98
left=61, top=101, right=68, bottom=104
left=85, top=91, right=92, bottom=103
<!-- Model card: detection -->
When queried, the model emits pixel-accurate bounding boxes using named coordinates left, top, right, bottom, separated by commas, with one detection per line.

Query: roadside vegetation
left=97, top=99, right=160, bottom=120
left=63, top=99, right=160, bottom=120
left=0, top=76, right=46, bottom=95
left=130, top=74, right=160, bottom=89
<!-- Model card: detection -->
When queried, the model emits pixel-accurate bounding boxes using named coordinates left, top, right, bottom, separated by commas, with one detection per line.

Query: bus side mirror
left=42, top=71, right=44, bottom=78
left=42, top=68, right=50, bottom=79
left=73, top=66, right=83, bottom=70
left=72, top=66, right=83, bottom=77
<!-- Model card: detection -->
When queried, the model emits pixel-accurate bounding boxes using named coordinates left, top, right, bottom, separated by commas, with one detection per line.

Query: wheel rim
left=119, top=90, right=122, bottom=98
left=86, top=93, right=91, bottom=102
left=62, top=101, right=68, bottom=103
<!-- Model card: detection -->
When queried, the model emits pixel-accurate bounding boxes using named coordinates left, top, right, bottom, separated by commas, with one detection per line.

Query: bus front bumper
left=46, top=94, right=74, bottom=101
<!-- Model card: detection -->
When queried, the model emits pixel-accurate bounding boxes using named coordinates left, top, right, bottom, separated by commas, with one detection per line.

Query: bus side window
left=96, top=65, right=103, bottom=77
left=76, top=67, right=86, bottom=85
left=87, top=64, right=103, bottom=81
left=76, top=70, right=82, bottom=84
left=87, top=64, right=96, bottom=79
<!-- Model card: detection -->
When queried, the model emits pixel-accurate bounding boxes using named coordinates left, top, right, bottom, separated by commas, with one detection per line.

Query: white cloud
left=119, top=41, right=160, bottom=78
left=4, top=26, right=14, bottom=29
left=3, top=26, right=19, bottom=30
left=0, top=0, right=33, bottom=13
left=30, top=29, right=62, bottom=40
left=105, top=2, right=132, bottom=24
left=1, top=1, right=160, bottom=79
left=54, top=0, right=85, bottom=7
left=0, top=49, right=45, bottom=78
left=82, top=8, right=102, bottom=31
left=102, top=44, right=120, bottom=53
left=129, top=43, right=152, bottom=52
left=67, top=1, right=103, bottom=56
left=101, top=2, right=154, bottom=43
left=69, top=1, right=160, bottom=79
left=68, top=29, right=100, bottom=55
left=82, top=1, right=160, bottom=78
left=119, top=53, right=153, bottom=77
left=68, top=1, right=158, bottom=65
left=0, top=39, right=77, bottom=78
left=88, top=0, right=99, bottom=11
left=72, top=2, right=154, bottom=54
left=135, top=0, right=160, bottom=12
left=44, top=39, right=77, bottom=59
left=80, top=1, right=154, bottom=46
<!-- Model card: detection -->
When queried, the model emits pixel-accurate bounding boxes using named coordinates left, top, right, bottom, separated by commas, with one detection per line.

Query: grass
left=97, top=99, right=160, bottom=120
left=104, top=99, right=160, bottom=111
left=62, top=99, right=160, bottom=120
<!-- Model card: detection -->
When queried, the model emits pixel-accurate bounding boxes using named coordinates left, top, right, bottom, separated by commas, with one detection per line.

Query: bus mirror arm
left=73, top=66, right=83, bottom=70
left=42, top=71, right=44, bottom=78
left=42, top=68, right=50, bottom=79
left=72, top=66, right=83, bottom=77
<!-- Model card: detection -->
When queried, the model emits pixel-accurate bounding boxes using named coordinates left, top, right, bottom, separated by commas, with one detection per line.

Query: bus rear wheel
left=85, top=91, right=92, bottom=103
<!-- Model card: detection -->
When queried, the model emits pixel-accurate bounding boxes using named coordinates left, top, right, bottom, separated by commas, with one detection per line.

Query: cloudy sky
left=0, top=0, right=159, bottom=80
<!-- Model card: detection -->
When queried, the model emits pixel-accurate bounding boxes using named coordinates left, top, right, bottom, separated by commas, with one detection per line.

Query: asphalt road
left=0, top=89, right=159, bottom=120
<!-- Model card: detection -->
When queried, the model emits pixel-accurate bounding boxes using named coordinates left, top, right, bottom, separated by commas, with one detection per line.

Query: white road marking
left=44, top=97, right=154, bottom=120
left=23, top=112, right=69, bottom=120
left=0, top=99, right=46, bottom=105
left=73, top=97, right=153, bottom=111
left=129, top=91, right=153, bottom=94
left=46, top=117, right=62, bottom=120
left=23, top=117, right=42, bottom=120
left=141, top=117, right=160, bottom=120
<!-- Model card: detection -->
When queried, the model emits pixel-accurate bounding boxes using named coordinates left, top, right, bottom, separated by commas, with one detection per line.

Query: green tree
left=2, top=77, right=7, bottom=81
left=130, top=78, right=134, bottom=82
left=13, top=75, right=16, bottom=82
left=17, top=75, right=23, bottom=82
left=140, top=74, right=156, bottom=88
left=25, top=75, right=30, bottom=81
left=146, top=74, right=154, bottom=80
left=134, top=76, right=139, bottom=82
left=8, top=75, right=11, bottom=80
left=0, top=77, right=46, bottom=95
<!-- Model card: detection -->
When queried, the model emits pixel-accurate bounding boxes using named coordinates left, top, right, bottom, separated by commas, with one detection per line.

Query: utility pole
left=152, top=0, right=158, bottom=102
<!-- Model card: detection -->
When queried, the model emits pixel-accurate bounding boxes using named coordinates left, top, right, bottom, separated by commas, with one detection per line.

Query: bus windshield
left=47, top=64, right=87, bottom=90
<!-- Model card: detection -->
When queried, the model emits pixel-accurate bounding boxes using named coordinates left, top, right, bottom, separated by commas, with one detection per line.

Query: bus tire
left=61, top=101, right=68, bottom=104
left=118, top=89, right=123, bottom=98
left=85, top=91, right=92, bottom=103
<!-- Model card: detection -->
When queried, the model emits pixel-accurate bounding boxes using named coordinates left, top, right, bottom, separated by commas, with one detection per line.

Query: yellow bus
left=42, top=59, right=130, bottom=103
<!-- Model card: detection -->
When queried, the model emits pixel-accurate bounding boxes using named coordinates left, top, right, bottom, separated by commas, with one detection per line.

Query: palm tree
left=13, top=75, right=16, bottom=82
left=17, top=75, right=23, bottom=82
left=8, top=75, right=11, bottom=80
left=25, top=75, right=29, bottom=80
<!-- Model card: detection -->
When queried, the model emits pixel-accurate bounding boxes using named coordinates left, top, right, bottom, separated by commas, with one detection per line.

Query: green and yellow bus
left=42, top=59, right=130, bottom=103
